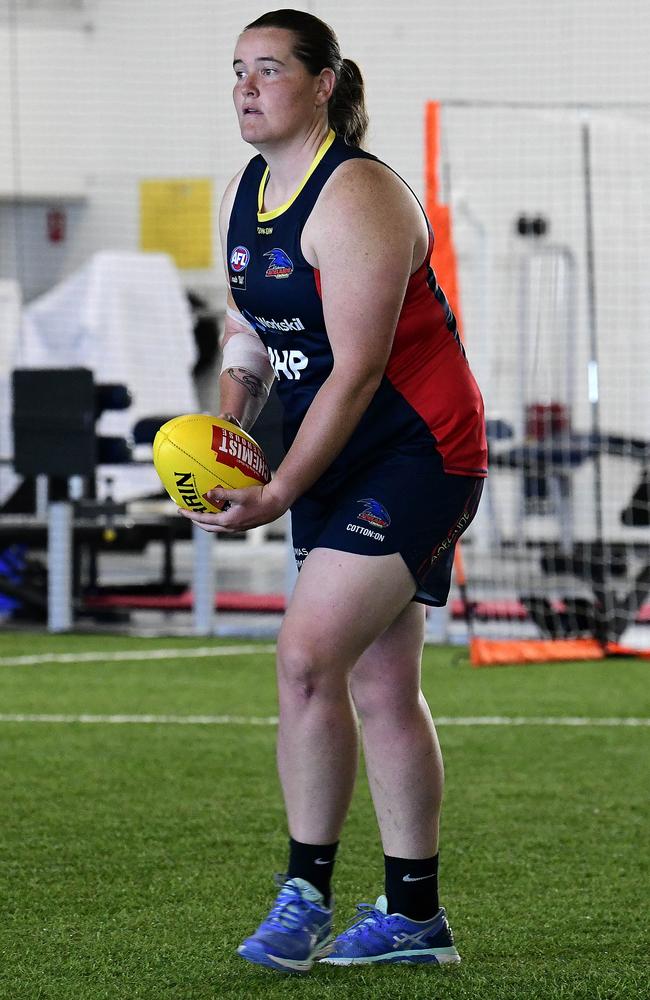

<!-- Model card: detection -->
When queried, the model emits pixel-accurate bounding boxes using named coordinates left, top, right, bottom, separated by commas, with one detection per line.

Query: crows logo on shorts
left=264, top=248, right=294, bottom=279
left=357, top=499, right=391, bottom=529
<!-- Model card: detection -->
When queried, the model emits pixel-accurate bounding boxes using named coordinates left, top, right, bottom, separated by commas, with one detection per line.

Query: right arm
left=217, top=170, right=275, bottom=431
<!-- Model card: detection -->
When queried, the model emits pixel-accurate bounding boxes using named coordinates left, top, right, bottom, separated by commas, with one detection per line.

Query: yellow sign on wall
left=140, top=178, right=213, bottom=269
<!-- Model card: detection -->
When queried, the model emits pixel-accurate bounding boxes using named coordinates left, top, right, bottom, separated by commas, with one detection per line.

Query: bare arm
left=217, top=169, right=275, bottom=431
left=219, top=295, right=273, bottom=432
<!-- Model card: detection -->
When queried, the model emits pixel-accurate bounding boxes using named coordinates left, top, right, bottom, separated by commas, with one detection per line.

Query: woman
left=179, top=8, right=487, bottom=973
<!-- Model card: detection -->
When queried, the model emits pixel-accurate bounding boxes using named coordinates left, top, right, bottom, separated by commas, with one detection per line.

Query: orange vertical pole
left=425, top=101, right=472, bottom=642
left=425, top=101, right=464, bottom=338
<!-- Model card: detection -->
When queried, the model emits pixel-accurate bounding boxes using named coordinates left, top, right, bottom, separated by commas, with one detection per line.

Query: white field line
left=0, top=644, right=276, bottom=667
left=0, top=713, right=280, bottom=725
left=0, top=714, right=648, bottom=727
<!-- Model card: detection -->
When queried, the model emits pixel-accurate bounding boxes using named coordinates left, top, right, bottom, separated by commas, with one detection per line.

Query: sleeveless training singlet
left=227, top=129, right=487, bottom=502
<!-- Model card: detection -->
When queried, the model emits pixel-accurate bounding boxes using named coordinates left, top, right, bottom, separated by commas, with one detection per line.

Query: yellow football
left=153, top=414, right=270, bottom=513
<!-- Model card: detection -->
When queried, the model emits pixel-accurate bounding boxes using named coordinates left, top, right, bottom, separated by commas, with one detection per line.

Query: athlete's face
left=233, top=28, right=332, bottom=146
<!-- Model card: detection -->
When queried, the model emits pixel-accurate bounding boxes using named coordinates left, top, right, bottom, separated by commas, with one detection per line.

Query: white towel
left=16, top=251, right=199, bottom=501
left=0, top=280, right=22, bottom=507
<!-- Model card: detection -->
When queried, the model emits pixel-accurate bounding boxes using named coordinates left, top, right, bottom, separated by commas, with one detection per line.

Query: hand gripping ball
left=153, top=414, right=270, bottom=513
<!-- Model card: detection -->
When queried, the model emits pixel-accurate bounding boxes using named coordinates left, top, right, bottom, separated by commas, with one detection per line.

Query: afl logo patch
left=230, top=246, right=250, bottom=272
left=264, top=248, right=293, bottom=279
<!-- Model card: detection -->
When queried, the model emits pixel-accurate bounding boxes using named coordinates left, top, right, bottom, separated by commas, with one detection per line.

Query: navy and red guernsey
left=227, top=129, right=487, bottom=499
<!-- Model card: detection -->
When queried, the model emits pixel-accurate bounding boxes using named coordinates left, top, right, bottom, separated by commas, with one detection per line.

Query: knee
left=276, top=631, right=340, bottom=702
left=349, top=675, right=386, bottom=720
left=350, top=674, right=419, bottom=722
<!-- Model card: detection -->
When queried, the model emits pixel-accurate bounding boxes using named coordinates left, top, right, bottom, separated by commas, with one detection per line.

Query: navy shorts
left=291, top=449, right=484, bottom=607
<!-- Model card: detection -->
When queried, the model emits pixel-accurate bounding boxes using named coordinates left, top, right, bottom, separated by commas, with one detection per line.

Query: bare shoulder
left=327, top=155, right=405, bottom=192
left=218, top=167, right=247, bottom=237
left=304, top=157, right=425, bottom=266
left=218, top=166, right=247, bottom=275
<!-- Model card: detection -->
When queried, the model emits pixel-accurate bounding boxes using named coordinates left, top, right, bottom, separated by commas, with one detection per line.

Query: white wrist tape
left=226, top=305, right=255, bottom=333
left=220, top=329, right=275, bottom=389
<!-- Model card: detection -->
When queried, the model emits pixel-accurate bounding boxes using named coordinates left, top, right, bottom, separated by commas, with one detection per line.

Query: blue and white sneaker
left=319, top=895, right=461, bottom=966
left=237, top=877, right=334, bottom=973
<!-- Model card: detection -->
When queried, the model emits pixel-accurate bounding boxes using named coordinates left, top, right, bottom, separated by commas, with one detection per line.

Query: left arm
left=180, top=160, right=424, bottom=532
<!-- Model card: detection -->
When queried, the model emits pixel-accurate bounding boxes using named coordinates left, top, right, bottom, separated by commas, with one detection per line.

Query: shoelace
left=343, top=903, right=387, bottom=938
left=265, top=886, right=312, bottom=933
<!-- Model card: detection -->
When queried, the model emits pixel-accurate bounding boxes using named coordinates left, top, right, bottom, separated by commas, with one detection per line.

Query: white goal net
left=436, top=101, right=650, bottom=662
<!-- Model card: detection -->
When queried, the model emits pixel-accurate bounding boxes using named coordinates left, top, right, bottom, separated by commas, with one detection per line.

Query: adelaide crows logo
left=264, top=248, right=294, bottom=279
left=357, top=499, right=391, bottom=529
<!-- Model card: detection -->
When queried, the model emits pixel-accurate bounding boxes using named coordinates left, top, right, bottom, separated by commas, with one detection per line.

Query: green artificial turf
left=0, top=633, right=648, bottom=999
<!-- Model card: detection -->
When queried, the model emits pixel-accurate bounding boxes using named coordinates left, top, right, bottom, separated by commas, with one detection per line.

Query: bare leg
left=275, top=548, right=417, bottom=844
left=350, top=602, right=444, bottom=858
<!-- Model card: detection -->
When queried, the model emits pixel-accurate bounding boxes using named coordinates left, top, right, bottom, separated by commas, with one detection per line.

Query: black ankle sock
left=287, top=837, right=338, bottom=905
left=384, top=852, right=440, bottom=921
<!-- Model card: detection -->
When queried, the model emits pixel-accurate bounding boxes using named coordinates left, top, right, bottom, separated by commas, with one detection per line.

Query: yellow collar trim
left=257, top=129, right=336, bottom=221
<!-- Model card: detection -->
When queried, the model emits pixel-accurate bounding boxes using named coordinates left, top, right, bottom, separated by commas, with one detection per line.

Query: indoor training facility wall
left=1, top=1, right=648, bottom=545
left=1, top=0, right=647, bottom=302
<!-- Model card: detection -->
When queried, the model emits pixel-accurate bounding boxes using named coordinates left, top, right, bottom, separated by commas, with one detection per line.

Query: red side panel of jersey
left=314, top=262, right=487, bottom=476
left=386, top=262, right=488, bottom=476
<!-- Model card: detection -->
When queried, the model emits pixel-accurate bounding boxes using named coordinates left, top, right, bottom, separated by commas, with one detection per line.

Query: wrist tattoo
left=228, top=368, right=266, bottom=399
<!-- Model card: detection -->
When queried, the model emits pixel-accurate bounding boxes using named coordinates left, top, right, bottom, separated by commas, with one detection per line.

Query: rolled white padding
left=226, top=305, right=255, bottom=333
left=424, top=605, right=450, bottom=643
left=35, top=475, right=49, bottom=519
left=48, top=501, right=73, bottom=632
left=220, top=330, right=275, bottom=389
left=192, top=522, right=215, bottom=636
left=285, top=511, right=298, bottom=602
left=68, top=475, right=84, bottom=501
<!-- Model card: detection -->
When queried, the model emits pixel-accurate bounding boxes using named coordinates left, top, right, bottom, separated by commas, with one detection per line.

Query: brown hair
left=244, top=9, right=369, bottom=147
